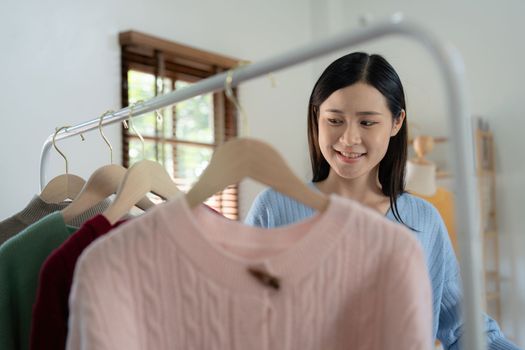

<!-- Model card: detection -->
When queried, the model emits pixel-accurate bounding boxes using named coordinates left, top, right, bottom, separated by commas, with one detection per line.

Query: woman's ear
left=391, top=109, right=406, bottom=137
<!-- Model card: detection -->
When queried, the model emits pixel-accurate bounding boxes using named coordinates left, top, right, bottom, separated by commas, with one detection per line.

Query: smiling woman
left=316, top=82, right=405, bottom=216
left=245, top=52, right=520, bottom=350
left=307, top=53, right=407, bottom=222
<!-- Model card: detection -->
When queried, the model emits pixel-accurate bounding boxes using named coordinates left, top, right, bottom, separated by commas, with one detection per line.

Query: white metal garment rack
left=40, top=14, right=484, bottom=349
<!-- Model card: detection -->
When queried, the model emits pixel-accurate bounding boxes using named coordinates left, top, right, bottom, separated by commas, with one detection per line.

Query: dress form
left=406, top=136, right=437, bottom=196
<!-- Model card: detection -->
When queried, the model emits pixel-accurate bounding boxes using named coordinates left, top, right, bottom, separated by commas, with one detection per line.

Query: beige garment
left=0, top=196, right=111, bottom=246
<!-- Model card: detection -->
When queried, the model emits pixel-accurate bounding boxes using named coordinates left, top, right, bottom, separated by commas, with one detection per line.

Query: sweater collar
left=16, top=195, right=69, bottom=226
left=160, top=194, right=354, bottom=295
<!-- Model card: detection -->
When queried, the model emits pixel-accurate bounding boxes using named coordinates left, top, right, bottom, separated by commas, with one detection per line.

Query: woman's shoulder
left=252, top=186, right=316, bottom=210
left=394, top=192, right=444, bottom=231
left=245, top=187, right=317, bottom=227
left=397, top=192, right=442, bottom=217
left=396, top=193, right=459, bottom=279
left=394, top=193, right=454, bottom=268
left=251, top=187, right=289, bottom=205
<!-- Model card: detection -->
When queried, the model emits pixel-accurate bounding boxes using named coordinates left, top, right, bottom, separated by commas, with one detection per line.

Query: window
left=120, top=31, right=241, bottom=219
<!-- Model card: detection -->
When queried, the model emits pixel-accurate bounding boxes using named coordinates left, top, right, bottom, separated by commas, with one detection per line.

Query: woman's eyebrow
left=356, top=111, right=383, bottom=116
left=323, top=108, right=345, bottom=115
left=323, top=109, right=382, bottom=116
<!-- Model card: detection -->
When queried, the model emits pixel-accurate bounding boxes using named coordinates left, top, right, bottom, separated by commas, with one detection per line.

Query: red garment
left=29, top=214, right=125, bottom=350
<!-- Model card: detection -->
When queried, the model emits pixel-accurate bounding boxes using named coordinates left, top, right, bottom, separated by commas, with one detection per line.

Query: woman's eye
left=361, top=120, right=377, bottom=127
left=327, top=118, right=342, bottom=125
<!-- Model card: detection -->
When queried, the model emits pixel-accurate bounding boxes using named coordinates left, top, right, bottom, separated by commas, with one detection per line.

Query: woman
left=245, top=52, right=519, bottom=349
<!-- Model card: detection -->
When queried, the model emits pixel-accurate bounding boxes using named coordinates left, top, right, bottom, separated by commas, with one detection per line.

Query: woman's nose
left=339, top=124, right=361, bottom=146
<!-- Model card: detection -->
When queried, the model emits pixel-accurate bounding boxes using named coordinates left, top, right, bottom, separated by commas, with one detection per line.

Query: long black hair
left=307, top=52, right=408, bottom=225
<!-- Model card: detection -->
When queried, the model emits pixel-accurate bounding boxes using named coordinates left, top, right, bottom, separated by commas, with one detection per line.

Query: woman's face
left=317, top=82, right=404, bottom=182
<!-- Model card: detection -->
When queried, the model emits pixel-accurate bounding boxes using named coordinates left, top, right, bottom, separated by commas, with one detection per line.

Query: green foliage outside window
left=127, top=70, right=215, bottom=191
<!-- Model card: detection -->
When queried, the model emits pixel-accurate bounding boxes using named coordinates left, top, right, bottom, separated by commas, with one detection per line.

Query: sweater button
left=248, top=267, right=280, bottom=290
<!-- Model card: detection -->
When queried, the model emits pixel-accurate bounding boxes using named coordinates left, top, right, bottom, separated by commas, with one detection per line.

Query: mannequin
left=406, top=136, right=458, bottom=255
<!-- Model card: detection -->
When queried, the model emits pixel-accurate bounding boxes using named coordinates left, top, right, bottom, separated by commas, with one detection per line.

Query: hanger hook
left=225, top=68, right=250, bottom=137
left=52, top=126, right=72, bottom=174
left=128, top=101, right=145, bottom=159
left=155, top=109, right=163, bottom=123
left=99, top=110, right=114, bottom=164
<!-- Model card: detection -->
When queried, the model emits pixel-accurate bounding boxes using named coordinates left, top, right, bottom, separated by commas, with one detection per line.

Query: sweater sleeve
left=435, top=217, right=520, bottom=350
left=0, top=248, right=16, bottom=350
left=30, top=251, right=69, bottom=350
left=438, top=268, right=520, bottom=349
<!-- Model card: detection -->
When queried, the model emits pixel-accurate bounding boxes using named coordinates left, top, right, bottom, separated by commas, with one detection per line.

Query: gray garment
left=0, top=195, right=111, bottom=246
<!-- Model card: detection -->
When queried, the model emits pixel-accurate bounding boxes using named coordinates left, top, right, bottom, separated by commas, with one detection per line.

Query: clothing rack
left=39, top=14, right=484, bottom=349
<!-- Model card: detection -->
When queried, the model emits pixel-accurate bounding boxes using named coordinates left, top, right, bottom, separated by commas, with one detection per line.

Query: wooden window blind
left=120, top=31, right=241, bottom=220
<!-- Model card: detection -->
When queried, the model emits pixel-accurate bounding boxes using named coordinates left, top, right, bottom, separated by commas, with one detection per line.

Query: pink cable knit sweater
left=67, top=194, right=432, bottom=350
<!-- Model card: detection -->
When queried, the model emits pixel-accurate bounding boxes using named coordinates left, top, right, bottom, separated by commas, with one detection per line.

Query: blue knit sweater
left=244, top=188, right=520, bottom=350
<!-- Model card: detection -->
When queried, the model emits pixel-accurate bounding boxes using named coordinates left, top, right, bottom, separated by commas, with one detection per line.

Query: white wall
left=309, top=0, right=525, bottom=343
left=0, top=0, right=312, bottom=219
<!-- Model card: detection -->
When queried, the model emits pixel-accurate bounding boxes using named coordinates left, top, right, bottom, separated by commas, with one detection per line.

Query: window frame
left=119, top=30, right=242, bottom=219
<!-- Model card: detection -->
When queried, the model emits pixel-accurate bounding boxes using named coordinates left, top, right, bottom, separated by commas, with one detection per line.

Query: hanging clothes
left=30, top=214, right=127, bottom=350
left=0, top=198, right=109, bottom=350
left=0, top=213, right=77, bottom=350
left=0, top=195, right=110, bottom=246
left=67, top=195, right=432, bottom=350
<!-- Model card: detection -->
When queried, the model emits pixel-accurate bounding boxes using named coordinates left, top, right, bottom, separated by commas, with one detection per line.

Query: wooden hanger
left=185, top=138, right=329, bottom=211
left=61, top=112, right=156, bottom=223
left=40, top=174, right=86, bottom=204
left=102, top=160, right=182, bottom=224
left=102, top=106, right=182, bottom=224
left=61, top=164, right=156, bottom=223
left=186, top=73, right=327, bottom=212
left=40, top=126, right=86, bottom=204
